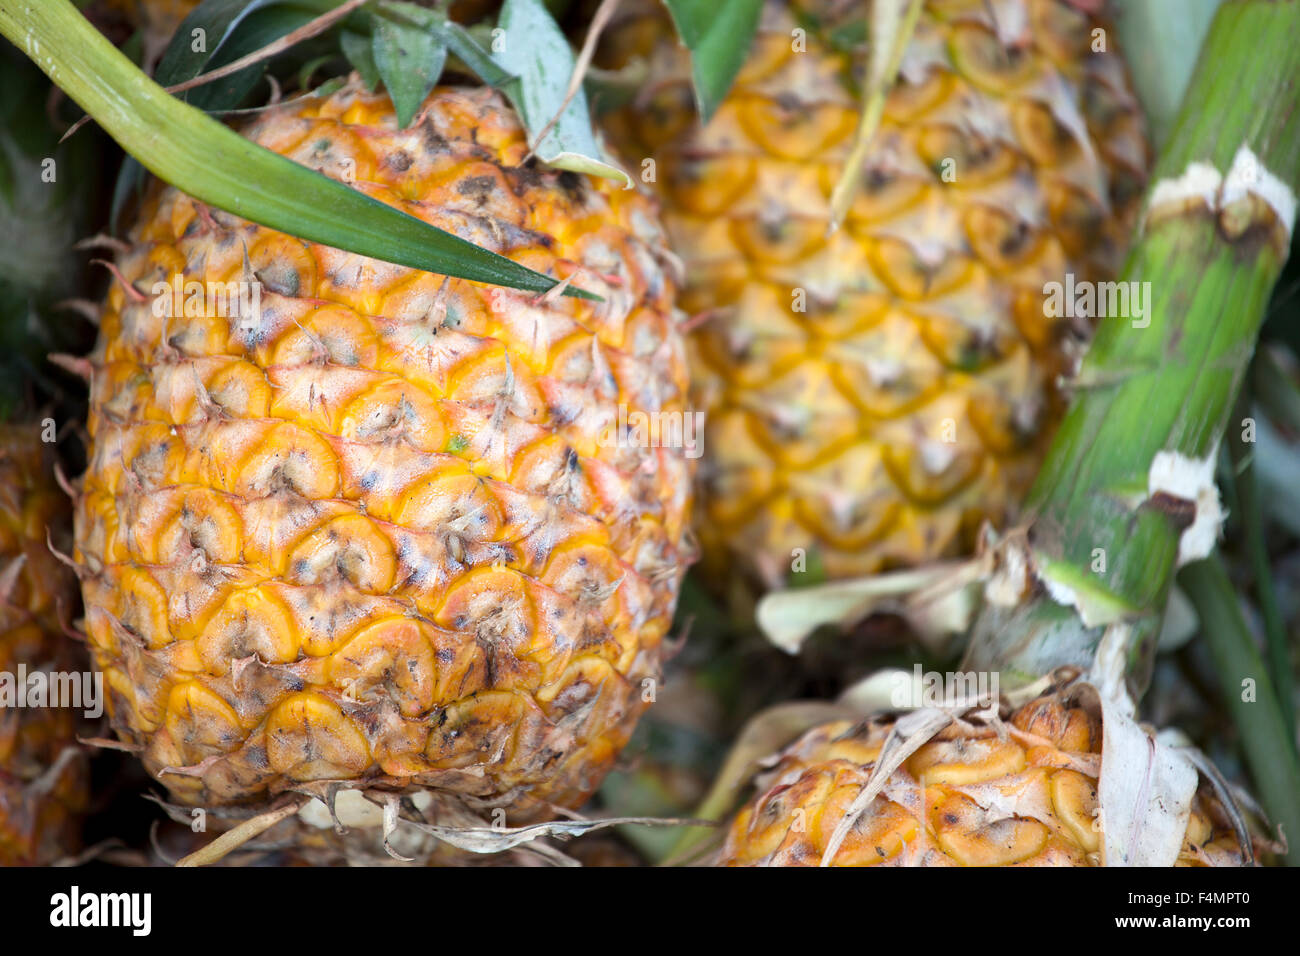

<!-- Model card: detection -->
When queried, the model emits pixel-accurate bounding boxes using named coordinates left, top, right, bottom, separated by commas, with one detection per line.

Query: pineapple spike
left=53, top=299, right=102, bottom=326
left=47, top=354, right=93, bottom=381
left=53, top=463, right=77, bottom=503
left=90, top=259, right=148, bottom=303
left=174, top=799, right=307, bottom=868
left=74, top=234, right=131, bottom=255
left=44, top=528, right=87, bottom=582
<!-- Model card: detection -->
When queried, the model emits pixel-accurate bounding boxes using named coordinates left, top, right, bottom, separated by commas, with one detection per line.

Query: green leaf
left=439, top=20, right=513, bottom=86
left=297, top=52, right=335, bottom=89
left=372, top=2, right=449, bottom=128
left=158, top=1, right=344, bottom=112
left=118, top=3, right=333, bottom=231
left=660, top=0, right=710, bottom=46
left=0, top=0, right=592, bottom=298
left=367, top=5, right=514, bottom=87
left=663, top=0, right=762, bottom=122
left=156, top=0, right=286, bottom=86
left=340, top=28, right=379, bottom=90
left=493, top=0, right=628, bottom=185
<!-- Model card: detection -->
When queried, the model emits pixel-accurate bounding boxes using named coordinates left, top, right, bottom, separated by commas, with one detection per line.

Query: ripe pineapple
left=719, top=690, right=1253, bottom=866
left=0, top=428, right=87, bottom=865
left=73, top=79, right=693, bottom=836
left=599, top=0, right=1148, bottom=588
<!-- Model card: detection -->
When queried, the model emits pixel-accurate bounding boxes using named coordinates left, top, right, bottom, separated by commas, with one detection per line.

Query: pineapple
left=719, top=689, right=1254, bottom=866
left=599, top=0, right=1148, bottom=588
left=73, top=79, right=693, bottom=839
left=0, top=428, right=87, bottom=865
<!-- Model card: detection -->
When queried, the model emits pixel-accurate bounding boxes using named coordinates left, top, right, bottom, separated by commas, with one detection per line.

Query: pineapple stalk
left=964, top=0, right=1300, bottom=696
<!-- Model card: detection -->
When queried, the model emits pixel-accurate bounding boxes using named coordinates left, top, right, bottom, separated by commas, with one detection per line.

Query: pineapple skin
left=720, top=693, right=1249, bottom=866
left=74, top=83, right=694, bottom=822
left=600, top=0, right=1148, bottom=588
left=0, top=427, right=87, bottom=865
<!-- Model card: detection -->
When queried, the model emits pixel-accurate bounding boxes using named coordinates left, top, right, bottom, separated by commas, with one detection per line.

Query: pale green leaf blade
left=493, top=0, right=629, bottom=185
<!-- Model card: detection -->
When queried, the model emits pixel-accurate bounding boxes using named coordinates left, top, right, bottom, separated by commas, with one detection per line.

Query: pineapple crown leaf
left=160, top=0, right=627, bottom=183
left=492, top=0, right=630, bottom=185
left=370, top=2, right=451, bottom=127
left=5, top=0, right=603, bottom=300
left=662, top=0, right=763, bottom=123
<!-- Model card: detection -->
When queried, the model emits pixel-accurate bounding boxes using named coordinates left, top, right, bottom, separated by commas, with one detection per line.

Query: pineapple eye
left=257, top=263, right=301, bottom=297
left=385, top=149, right=414, bottom=172
left=950, top=23, right=1039, bottom=93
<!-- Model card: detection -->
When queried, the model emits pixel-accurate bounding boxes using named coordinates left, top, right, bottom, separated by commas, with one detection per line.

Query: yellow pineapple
left=73, top=81, right=694, bottom=843
left=599, top=0, right=1148, bottom=588
left=719, top=689, right=1255, bottom=866
left=0, top=428, right=87, bottom=865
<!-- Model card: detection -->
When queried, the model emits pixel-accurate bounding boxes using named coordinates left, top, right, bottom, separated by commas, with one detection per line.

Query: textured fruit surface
left=600, top=0, right=1148, bottom=587
left=719, top=694, right=1247, bottom=866
left=0, top=427, right=87, bottom=865
left=74, top=82, right=692, bottom=822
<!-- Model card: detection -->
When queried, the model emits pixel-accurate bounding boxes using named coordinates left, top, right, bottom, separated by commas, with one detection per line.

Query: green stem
left=1179, top=555, right=1300, bottom=866
left=965, top=0, right=1300, bottom=692
left=0, top=0, right=588, bottom=297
